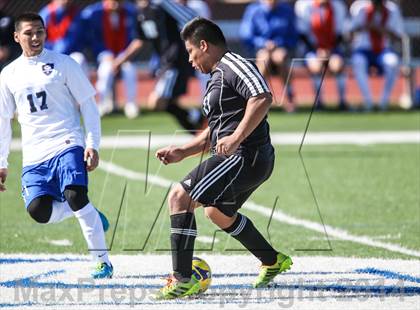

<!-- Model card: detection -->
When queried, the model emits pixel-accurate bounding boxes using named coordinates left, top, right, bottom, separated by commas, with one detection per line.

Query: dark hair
left=181, top=17, right=226, bottom=48
left=15, top=12, right=45, bottom=31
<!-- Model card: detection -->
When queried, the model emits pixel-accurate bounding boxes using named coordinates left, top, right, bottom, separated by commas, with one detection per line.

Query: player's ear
left=13, top=32, right=19, bottom=43
left=199, top=40, right=208, bottom=52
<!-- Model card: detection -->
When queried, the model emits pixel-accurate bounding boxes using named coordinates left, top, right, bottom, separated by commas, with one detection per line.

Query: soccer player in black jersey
left=153, top=17, right=292, bottom=299
left=116, top=0, right=203, bottom=131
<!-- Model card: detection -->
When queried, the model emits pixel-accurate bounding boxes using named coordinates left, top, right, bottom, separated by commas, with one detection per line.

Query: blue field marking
left=2, top=270, right=419, bottom=296
left=121, top=271, right=351, bottom=280
left=1, top=257, right=420, bottom=308
left=0, top=257, right=89, bottom=264
left=0, top=302, right=34, bottom=308
left=356, top=268, right=420, bottom=284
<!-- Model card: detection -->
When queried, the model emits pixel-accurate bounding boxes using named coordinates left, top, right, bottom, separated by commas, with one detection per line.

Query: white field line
left=99, top=160, right=420, bottom=258
left=9, top=131, right=420, bottom=151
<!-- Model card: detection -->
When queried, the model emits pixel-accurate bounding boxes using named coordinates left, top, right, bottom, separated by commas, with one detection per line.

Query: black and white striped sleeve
left=221, top=52, right=271, bottom=100
left=156, top=0, right=197, bottom=30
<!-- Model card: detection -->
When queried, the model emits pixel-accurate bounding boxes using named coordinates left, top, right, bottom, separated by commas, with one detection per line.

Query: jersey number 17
left=27, top=91, right=48, bottom=113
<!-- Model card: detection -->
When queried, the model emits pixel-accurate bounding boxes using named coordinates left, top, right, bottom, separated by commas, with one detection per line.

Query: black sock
left=166, top=103, right=196, bottom=132
left=224, top=213, right=277, bottom=265
left=170, top=212, right=197, bottom=281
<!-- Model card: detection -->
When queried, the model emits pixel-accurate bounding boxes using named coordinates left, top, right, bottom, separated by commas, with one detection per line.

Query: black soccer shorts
left=181, top=144, right=275, bottom=217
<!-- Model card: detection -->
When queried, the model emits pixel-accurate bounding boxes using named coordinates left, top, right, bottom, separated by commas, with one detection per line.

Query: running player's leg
left=167, top=183, right=198, bottom=282
left=150, top=67, right=199, bottom=132
left=22, top=161, right=74, bottom=224
left=27, top=195, right=74, bottom=224
left=197, top=146, right=290, bottom=287
left=58, top=147, right=112, bottom=278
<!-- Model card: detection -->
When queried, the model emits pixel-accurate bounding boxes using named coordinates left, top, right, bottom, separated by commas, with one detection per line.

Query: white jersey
left=295, top=0, right=348, bottom=46
left=349, top=0, right=404, bottom=51
left=0, top=49, right=97, bottom=167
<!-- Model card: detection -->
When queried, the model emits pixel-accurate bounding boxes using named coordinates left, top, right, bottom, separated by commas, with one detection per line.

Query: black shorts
left=181, top=144, right=275, bottom=217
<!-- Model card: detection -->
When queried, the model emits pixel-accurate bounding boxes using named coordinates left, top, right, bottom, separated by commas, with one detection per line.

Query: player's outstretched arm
left=156, top=127, right=210, bottom=165
left=0, top=116, right=12, bottom=191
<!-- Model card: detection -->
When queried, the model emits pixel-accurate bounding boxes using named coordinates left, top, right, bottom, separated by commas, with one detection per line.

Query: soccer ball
left=191, top=256, right=212, bottom=293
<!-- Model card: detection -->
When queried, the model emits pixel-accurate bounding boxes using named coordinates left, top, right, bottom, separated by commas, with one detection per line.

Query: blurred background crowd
left=1, top=0, right=419, bottom=124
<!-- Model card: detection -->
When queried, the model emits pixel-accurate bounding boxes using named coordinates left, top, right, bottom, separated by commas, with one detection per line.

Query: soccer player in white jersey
left=349, top=0, right=404, bottom=111
left=0, top=12, right=113, bottom=278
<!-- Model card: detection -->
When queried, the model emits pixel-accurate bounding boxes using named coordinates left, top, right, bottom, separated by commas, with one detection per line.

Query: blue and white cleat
left=92, top=262, right=113, bottom=279
left=96, top=209, right=109, bottom=232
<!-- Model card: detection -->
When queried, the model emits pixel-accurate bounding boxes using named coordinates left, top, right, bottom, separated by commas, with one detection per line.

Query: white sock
left=380, top=53, right=399, bottom=109
left=122, top=62, right=137, bottom=104
left=48, top=200, right=74, bottom=224
left=352, top=53, right=373, bottom=109
left=73, top=203, right=110, bottom=265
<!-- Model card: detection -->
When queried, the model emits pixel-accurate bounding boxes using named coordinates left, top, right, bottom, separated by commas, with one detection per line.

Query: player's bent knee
left=204, top=207, right=236, bottom=229
left=27, top=196, right=53, bottom=224
left=64, top=186, right=89, bottom=212
left=168, top=184, right=193, bottom=213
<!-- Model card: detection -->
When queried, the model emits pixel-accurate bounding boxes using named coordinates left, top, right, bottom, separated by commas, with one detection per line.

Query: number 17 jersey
left=0, top=49, right=96, bottom=167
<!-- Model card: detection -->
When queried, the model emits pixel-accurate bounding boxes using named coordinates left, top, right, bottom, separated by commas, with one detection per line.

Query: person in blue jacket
left=82, top=0, right=140, bottom=118
left=240, top=0, right=298, bottom=112
left=39, top=0, right=87, bottom=74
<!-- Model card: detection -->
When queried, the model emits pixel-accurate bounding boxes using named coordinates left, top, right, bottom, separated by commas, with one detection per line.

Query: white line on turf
left=98, top=160, right=420, bottom=258
left=9, top=131, right=420, bottom=151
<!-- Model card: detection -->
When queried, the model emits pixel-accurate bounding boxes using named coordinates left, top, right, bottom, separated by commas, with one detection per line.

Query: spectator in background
left=184, top=0, right=212, bottom=97
left=240, top=0, right=298, bottom=112
left=115, top=0, right=204, bottom=132
left=295, top=0, right=348, bottom=110
left=39, top=0, right=88, bottom=74
left=0, top=0, right=20, bottom=69
left=349, top=0, right=404, bottom=111
left=82, top=0, right=139, bottom=119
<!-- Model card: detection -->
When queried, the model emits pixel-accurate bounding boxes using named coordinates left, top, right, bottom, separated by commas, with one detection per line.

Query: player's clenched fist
left=155, top=146, right=185, bottom=165
left=0, top=168, right=7, bottom=192
left=84, top=148, right=99, bottom=172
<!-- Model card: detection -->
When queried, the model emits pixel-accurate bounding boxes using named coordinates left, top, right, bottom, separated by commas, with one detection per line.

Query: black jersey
left=203, top=51, right=272, bottom=155
left=136, top=1, right=196, bottom=70
left=136, top=4, right=163, bottom=54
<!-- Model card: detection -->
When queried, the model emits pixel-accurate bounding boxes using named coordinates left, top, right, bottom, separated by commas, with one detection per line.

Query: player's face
left=185, top=39, right=211, bottom=74
left=14, top=21, right=46, bottom=57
